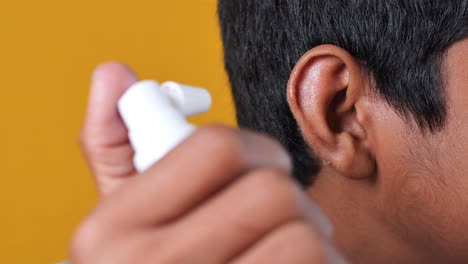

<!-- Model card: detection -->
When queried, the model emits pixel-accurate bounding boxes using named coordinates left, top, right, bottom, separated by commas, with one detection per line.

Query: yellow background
left=0, top=0, right=235, bottom=262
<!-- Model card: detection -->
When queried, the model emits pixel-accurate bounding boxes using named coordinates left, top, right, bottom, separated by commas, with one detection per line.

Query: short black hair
left=218, top=0, right=468, bottom=186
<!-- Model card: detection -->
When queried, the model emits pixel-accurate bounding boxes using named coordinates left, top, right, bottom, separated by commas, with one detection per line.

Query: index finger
left=98, top=125, right=292, bottom=227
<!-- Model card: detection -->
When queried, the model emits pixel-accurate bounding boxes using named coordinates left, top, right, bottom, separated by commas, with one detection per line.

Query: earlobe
left=287, top=45, right=376, bottom=179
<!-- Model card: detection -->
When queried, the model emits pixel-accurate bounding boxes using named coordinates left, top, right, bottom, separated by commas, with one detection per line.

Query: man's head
left=218, top=0, right=468, bottom=262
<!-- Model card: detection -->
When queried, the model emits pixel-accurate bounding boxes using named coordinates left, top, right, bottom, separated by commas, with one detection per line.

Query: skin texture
left=288, top=39, right=468, bottom=263
left=72, top=62, right=345, bottom=264
left=72, top=37, right=467, bottom=263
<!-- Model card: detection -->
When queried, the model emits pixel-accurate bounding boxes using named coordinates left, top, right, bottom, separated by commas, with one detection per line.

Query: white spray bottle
left=117, top=80, right=212, bottom=172
left=60, top=81, right=211, bottom=264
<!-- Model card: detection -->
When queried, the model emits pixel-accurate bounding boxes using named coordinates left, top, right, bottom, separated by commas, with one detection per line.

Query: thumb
left=79, top=62, right=138, bottom=197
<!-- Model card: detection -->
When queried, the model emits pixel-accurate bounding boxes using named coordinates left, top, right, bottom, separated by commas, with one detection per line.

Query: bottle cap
left=161, top=81, right=212, bottom=117
left=118, top=80, right=211, bottom=172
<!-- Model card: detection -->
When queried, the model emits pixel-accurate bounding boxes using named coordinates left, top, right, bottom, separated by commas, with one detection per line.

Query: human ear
left=287, top=45, right=375, bottom=179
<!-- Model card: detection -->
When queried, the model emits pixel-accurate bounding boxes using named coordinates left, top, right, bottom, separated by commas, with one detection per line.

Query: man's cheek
left=442, top=110, right=468, bottom=181
left=378, top=136, right=452, bottom=237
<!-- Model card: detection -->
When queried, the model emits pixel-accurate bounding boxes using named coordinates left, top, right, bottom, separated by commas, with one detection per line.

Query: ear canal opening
left=327, top=89, right=348, bottom=134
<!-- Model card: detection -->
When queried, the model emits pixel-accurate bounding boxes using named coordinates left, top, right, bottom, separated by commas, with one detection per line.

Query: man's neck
left=306, top=168, right=433, bottom=263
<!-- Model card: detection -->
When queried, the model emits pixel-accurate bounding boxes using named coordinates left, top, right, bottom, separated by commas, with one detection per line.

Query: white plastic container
left=117, top=80, right=212, bottom=172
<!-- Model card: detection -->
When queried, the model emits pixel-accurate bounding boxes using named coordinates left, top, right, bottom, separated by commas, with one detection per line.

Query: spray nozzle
left=160, top=81, right=212, bottom=117
left=118, top=80, right=212, bottom=172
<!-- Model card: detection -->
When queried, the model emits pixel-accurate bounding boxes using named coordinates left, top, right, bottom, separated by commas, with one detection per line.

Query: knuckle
left=285, top=221, right=322, bottom=243
left=149, top=232, right=196, bottom=264
left=247, top=168, right=300, bottom=214
left=196, top=125, right=240, bottom=151
left=283, top=222, right=329, bottom=263
left=193, top=125, right=244, bottom=164
left=214, top=169, right=299, bottom=237
left=70, top=215, right=108, bottom=261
